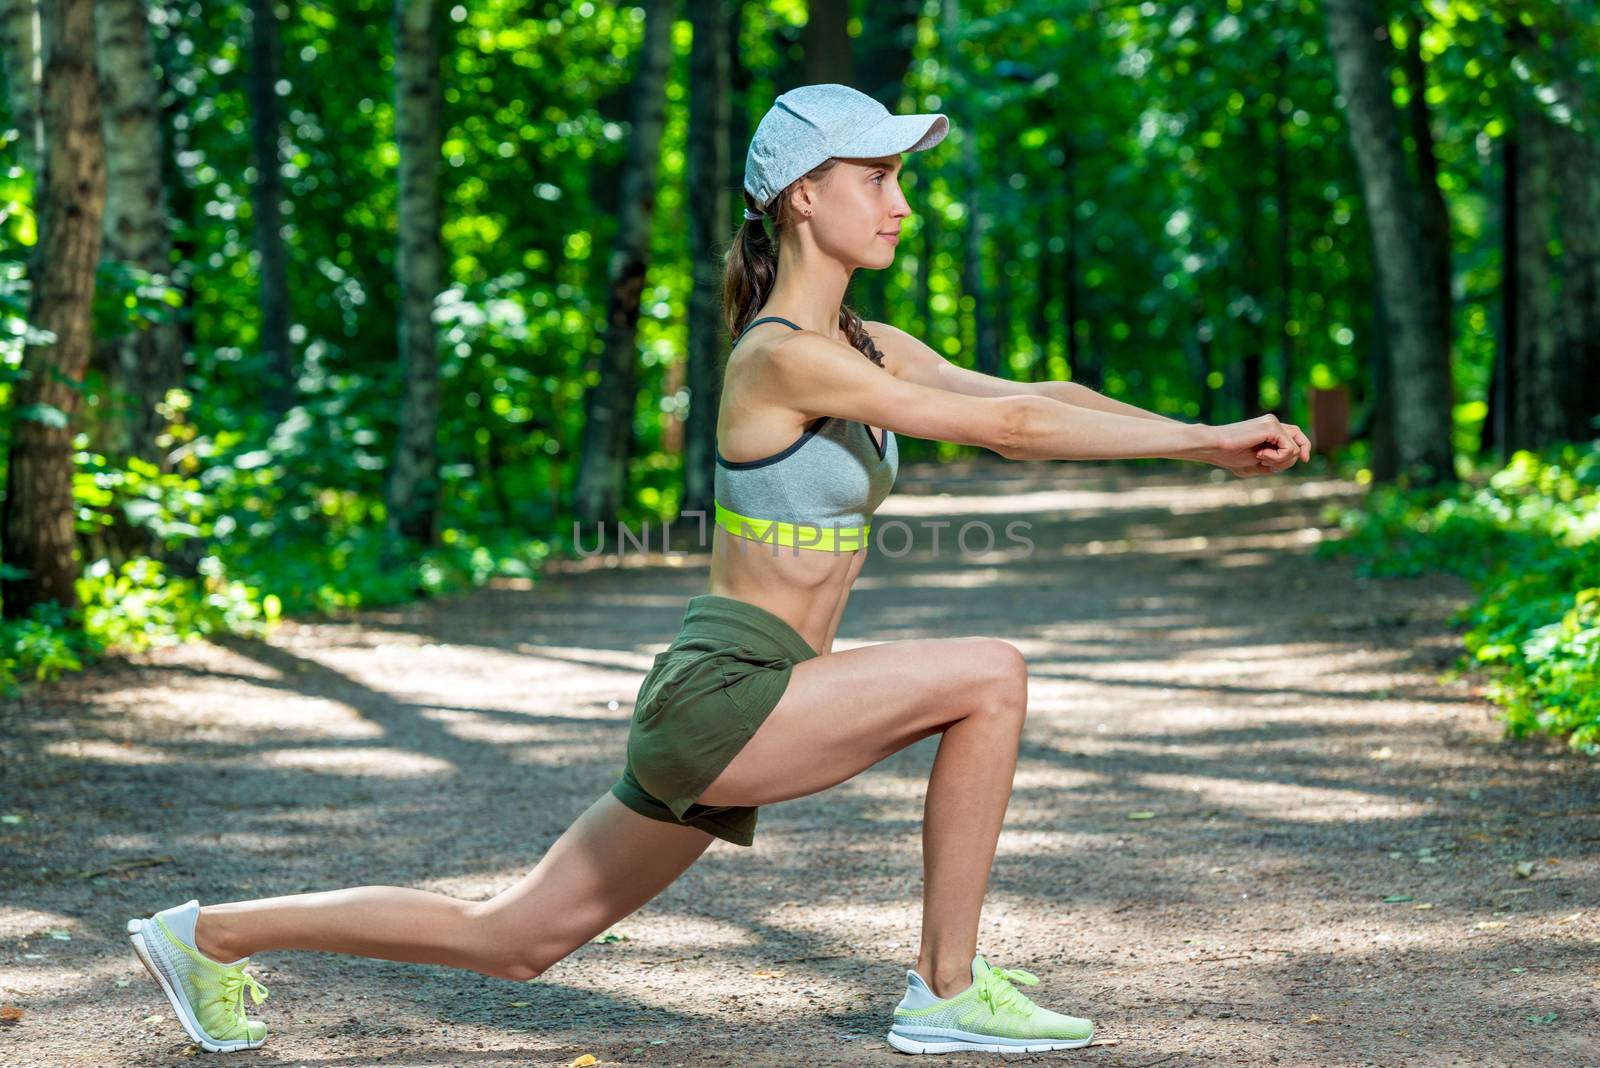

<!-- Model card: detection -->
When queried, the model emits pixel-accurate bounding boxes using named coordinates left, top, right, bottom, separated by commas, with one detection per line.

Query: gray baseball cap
left=743, top=83, right=949, bottom=213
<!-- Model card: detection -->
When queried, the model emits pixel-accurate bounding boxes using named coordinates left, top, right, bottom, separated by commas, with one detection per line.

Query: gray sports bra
left=713, top=316, right=899, bottom=552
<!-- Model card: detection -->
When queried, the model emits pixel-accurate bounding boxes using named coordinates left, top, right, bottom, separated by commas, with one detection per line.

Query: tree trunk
left=1554, top=115, right=1600, bottom=441
left=1237, top=109, right=1266, bottom=418
left=681, top=0, right=733, bottom=522
left=848, top=0, right=920, bottom=324
left=1324, top=0, right=1454, bottom=486
left=1511, top=109, right=1562, bottom=449
left=93, top=0, right=184, bottom=468
left=246, top=0, right=294, bottom=416
left=572, top=0, right=673, bottom=529
left=385, top=0, right=444, bottom=553
left=1368, top=279, right=1398, bottom=481
left=0, top=0, right=42, bottom=179
left=727, top=0, right=750, bottom=187
left=1274, top=35, right=1295, bottom=424
left=800, top=0, right=850, bottom=87
left=1486, top=136, right=1517, bottom=457
left=940, top=0, right=995, bottom=376
left=1400, top=5, right=1454, bottom=363
left=1, top=0, right=105, bottom=619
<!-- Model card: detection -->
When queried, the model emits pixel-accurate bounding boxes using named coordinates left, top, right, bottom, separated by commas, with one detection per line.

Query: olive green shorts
left=610, top=593, right=819, bottom=846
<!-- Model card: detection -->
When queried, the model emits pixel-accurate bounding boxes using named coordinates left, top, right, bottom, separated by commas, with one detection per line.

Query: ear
left=790, top=177, right=821, bottom=218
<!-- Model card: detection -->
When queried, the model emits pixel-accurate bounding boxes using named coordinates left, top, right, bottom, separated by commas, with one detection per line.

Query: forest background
left=1, top=0, right=1597, bottom=750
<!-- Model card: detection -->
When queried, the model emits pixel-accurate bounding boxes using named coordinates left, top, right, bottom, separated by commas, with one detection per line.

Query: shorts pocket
left=718, top=647, right=795, bottom=723
left=633, top=650, right=707, bottom=723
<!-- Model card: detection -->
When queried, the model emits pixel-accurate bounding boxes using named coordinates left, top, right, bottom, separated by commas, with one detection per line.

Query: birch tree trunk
left=385, top=0, right=444, bottom=551
left=0, top=0, right=41, bottom=178
left=94, top=0, right=184, bottom=466
left=1, top=0, right=105, bottom=618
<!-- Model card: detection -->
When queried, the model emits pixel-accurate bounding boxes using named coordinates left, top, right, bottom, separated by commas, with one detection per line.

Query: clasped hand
left=1198, top=414, right=1311, bottom=478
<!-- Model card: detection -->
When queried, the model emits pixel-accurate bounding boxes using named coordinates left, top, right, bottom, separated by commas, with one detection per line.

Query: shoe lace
left=218, top=964, right=269, bottom=1020
left=976, top=965, right=1039, bottom=1017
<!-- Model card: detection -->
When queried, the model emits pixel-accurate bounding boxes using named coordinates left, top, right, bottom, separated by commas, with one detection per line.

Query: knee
left=967, top=637, right=1028, bottom=722
left=462, top=901, right=552, bottom=983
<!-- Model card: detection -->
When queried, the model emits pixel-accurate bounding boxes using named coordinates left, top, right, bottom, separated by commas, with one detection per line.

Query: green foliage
left=1319, top=440, right=1600, bottom=753
left=77, top=555, right=270, bottom=651
left=0, top=599, right=103, bottom=693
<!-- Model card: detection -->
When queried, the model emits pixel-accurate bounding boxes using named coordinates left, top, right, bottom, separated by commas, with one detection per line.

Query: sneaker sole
left=126, top=917, right=265, bottom=1053
left=886, top=1026, right=1093, bottom=1055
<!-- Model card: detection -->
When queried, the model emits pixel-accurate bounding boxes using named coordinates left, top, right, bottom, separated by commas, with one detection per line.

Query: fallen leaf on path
left=1368, top=747, right=1393, bottom=761
left=1087, top=1038, right=1119, bottom=1047
left=1301, top=1014, right=1326, bottom=1024
left=1476, top=921, right=1508, bottom=930
left=1412, top=903, right=1434, bottom=910
left=752, top=970, right=786, bottom=978
left=0, top=1005, right=23, bottom=1025
left=1555, top=913, right=1582, bottom=925
left=115, top=978, right=131, bottom=987
left=1514, top=861, right=1537, bottom=878
left=507, top=1001, right=529, bottom=1009
left=1127, top=811, right=1157, bottom=820
left=566, top=1056, right=598, bottom=1067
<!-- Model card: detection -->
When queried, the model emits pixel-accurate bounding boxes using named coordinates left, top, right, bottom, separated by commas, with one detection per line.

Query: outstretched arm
left=859, top=320, right=1307, bottom=473
left=763, top=329, right=1216, bottom=463
left=866, top=320, right=1188, bottom=426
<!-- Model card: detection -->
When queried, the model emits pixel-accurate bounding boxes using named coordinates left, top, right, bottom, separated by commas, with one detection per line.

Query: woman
left=128, top=83, right=1308, bottom=1056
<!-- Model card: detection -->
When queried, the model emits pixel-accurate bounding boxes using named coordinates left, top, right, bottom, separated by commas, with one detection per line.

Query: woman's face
left=800, top=154, right=911, bottom=268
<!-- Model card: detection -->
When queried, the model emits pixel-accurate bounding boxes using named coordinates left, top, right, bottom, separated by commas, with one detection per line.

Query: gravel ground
left=1, top=458, right=1596, bottom=1068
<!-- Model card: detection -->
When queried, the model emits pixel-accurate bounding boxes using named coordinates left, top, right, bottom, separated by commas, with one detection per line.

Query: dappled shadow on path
left=2, top=459, right=1595, bottom=1067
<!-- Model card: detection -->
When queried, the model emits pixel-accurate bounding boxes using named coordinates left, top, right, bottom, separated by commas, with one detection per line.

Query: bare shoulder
left=862, top=320, right=936, bottom=379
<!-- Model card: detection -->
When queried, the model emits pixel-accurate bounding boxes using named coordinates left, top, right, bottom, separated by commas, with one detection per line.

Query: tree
left=245, top=0, right=295, bottom=417
left=386, top=0, right=444, bottom=552
left=93, top=0, right=185, bottom=468
left=1324, top=0, right=1454, bottom=486
left=0, top=0, right=42, bottom=178
left=1, top=0, right=107, bottom=618
left=572, top=0, right=674, bottom=530
left=681, top=0, right=734, bottom=522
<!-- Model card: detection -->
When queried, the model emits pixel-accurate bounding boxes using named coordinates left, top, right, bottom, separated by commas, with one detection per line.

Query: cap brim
left=831, top=113, right=949, bottom=159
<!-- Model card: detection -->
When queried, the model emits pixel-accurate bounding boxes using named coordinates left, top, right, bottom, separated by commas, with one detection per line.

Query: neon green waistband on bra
left=714, top=499, right=870, bottom=552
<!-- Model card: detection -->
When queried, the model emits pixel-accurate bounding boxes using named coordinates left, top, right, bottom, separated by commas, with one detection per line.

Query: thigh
left=471, top=791, right=715, bottom=969
left=695, top=636, right=1025, bottom=808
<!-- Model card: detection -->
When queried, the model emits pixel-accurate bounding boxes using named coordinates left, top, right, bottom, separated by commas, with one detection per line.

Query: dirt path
left=2, top=460, right=1596, bottom=1068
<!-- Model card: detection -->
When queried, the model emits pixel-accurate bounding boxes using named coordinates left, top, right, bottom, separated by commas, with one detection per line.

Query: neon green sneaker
left=126, top=899, right=269, bottom=1052
left=886, top=953, right=1094, bottom=1054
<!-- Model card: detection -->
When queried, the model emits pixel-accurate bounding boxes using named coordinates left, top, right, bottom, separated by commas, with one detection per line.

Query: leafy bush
left=1319, top=440, right=1600, bottom=754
